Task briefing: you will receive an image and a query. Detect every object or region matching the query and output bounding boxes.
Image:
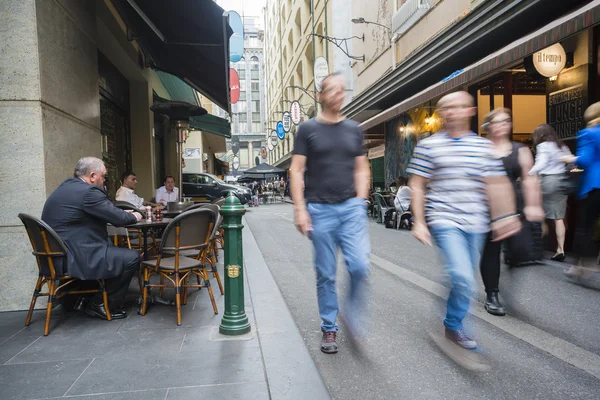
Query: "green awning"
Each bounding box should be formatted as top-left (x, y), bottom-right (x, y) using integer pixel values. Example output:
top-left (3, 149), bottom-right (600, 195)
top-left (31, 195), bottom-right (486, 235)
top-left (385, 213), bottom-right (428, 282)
top-left (190, 114), bottom-right (231, 138)
top-left (156, 71), bottom-right (199, 106)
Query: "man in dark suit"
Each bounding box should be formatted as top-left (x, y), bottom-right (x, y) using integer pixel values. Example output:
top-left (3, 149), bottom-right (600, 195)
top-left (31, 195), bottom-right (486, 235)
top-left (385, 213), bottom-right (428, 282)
top-left (42, 157), bottom-right (143, 320)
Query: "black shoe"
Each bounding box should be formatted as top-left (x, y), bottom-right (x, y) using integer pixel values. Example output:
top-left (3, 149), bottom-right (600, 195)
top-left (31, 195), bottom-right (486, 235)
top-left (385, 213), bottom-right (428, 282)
top-left (551, 253), bottom-right (566, 262)
top-left (484, 292), bottom-right (506, 316)
top-left (84, 302), bottom-right (127, 320)
top-left (73, 296), bottom-right (89, 312)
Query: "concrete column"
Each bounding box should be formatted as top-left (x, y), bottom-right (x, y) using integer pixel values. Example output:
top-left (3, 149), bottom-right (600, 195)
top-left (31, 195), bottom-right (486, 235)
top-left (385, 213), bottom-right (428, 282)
top-left (130, 81), bottom-right (155, 200)
top-left (0, 0), bottom-right (101, 311)
top-left (248, 141), bottom-right (254, 167)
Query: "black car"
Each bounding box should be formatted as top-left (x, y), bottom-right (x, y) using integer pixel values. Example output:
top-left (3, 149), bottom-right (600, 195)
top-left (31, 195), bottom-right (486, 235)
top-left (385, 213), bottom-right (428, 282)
top-left (182, 173), bottom-right (251, 204)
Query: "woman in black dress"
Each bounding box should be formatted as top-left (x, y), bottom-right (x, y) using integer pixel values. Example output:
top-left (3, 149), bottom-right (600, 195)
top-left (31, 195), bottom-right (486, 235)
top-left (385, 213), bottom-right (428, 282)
top-left (479, 109), bottom-right (544, 316)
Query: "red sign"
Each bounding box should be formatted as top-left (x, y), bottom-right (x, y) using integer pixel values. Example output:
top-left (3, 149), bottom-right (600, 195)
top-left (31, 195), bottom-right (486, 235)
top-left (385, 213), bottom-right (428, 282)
top-left (230, 68), bottom-right (240, 104)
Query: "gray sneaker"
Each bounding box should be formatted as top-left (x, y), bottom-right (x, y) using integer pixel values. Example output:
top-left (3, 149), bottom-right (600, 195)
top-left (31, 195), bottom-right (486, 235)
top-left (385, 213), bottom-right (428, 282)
top-left (445, 328), bottom-right (477, 349)
top-left (321, 331), bottom-right (338, 354)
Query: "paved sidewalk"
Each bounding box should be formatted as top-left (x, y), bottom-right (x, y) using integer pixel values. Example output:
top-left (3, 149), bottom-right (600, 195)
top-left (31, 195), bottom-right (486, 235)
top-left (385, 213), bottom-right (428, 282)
top-left (0, 216), bottom-right (329, 400)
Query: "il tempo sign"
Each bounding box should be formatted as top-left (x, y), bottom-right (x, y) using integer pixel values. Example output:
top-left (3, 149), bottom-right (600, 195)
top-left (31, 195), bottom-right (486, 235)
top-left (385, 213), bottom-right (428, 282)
top-left (533, 43), bottom-right (566, 78)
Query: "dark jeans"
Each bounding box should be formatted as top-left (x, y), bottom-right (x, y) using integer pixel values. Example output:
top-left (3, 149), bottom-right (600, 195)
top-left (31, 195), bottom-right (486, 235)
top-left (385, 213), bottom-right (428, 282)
top-left (574, 189), bottom-right (600, 258)
top-left (91, 250), bottom-right (141, 307)
top-left (480, 232), bottom-right (500, 294)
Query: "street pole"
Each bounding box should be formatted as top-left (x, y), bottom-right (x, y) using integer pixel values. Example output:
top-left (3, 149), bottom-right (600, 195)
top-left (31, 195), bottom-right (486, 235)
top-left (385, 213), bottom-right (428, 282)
top-left (219, 192), bottom-right (251, 335)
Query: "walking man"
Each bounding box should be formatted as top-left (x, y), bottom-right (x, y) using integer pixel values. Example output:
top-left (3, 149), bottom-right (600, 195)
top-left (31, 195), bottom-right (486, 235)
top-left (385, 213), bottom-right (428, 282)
top-left (408, 91), bottom-right (520, 350)
top-left (290, 73), bottom-right (371, 354)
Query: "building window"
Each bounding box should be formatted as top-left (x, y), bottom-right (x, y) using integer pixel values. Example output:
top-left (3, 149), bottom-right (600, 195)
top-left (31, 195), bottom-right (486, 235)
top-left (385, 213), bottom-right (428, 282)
top-left (237, 101), bottom-right (247, 113)
top-left (239, 91), bottom-right (246, 101)
top-left (251, 82), bottom-right (260, 92)
top-left (239, 121), bottom-right (248, 133)
top-left (252, 122), bottom-right (262, 133)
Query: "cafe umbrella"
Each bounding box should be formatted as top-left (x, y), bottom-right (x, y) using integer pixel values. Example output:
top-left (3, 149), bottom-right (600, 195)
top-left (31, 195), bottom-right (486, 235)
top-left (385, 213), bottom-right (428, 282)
top-left (238, 163), bottom-right (285, 179)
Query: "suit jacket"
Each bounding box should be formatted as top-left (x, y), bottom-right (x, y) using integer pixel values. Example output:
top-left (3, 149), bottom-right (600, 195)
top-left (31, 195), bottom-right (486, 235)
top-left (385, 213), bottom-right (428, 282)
top-left (576, 125), bottom-right (600, 198)
top-left (41, 177), bottom-right (138, 279)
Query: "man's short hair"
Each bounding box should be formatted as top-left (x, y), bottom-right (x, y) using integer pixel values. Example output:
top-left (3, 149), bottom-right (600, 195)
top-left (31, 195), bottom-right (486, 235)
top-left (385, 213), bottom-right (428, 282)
top-left (74, 157), bottom-right (104, 178)
top-left (164, 175), bottom-right (175, 182)
top-left (319, 72), bottom-right (344, 93)
top-left (122, 171), bottom-right (136, 182)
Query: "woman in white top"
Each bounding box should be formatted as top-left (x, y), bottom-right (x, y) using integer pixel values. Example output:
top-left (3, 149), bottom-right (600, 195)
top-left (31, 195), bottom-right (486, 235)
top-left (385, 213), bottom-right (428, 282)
top-left (529, 124), bottom-right (573, 261)
top-left (393, 176), bottom-right (411, 212)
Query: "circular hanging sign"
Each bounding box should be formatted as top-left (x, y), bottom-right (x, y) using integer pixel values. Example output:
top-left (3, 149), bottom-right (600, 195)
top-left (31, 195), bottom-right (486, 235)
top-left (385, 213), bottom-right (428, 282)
top-left (533, 43), bottom-right (566, 78)
top-left (282, 112), bottom-right (292, 133)
top-left (290, 101), bottom-right (302, 125)
top-left (267, 137), bottom-right (274, 151)
top-left (314, 56), bottom-right (329, 91)
top-left (229, 11), bottom-right (244, 63)
top-left (232, 156), bottom-right (240, 170)
top-left (261, 146), bottom-right (267, 159)
top-left (230, 68), bottom-right (240, 104)
top-left (270, 130), bottom-right (278, 146)
top-left (276, 121), bottom-right (285, 140)
top-left (231, 136), bottom-right (240, 154)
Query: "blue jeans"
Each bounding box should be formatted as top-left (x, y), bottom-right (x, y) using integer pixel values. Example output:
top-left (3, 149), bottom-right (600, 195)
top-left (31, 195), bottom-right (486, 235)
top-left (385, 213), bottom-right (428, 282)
top-left (307, 197), bottom-right (371, 333)
top-left (430, 226), bottom-right (487, 331)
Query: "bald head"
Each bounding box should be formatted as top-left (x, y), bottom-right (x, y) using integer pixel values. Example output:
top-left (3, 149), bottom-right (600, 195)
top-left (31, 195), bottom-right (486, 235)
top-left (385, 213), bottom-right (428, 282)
top-left (437, 91), bottom-right (474, 109)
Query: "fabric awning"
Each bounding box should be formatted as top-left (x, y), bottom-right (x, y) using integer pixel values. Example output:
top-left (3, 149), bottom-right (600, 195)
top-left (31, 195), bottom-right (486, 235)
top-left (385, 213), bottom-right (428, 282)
top-left (111, 0), bottom-right (233, 112)
top-left (359, 1), bottom-right (600, 132)
top-left (190, 114), bottom-right (231, 138)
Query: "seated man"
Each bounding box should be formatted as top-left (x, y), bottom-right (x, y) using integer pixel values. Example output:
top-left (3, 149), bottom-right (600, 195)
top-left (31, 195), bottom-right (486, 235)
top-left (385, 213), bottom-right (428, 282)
top-left (42, 157), bottom-right (143, 320)
top-left (155, 175), bottom-right (179, 206)
top-left (116, 171), bottom-right (159, 210)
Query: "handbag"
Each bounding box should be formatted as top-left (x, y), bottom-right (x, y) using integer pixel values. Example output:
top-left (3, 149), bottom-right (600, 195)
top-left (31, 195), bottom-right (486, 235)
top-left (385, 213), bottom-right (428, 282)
top-left (558, 169), bottom-right (582, 195)
top-left (504, 219), bottom-right (543, 266)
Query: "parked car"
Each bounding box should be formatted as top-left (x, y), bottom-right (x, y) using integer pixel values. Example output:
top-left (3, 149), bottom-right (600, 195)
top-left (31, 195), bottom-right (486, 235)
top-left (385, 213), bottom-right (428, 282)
top-left (182, 173), bottom-right (251, 204)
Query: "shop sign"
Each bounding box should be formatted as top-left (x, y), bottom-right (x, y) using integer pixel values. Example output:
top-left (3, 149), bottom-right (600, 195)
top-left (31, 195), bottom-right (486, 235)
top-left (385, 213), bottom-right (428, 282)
top-left (230, 68), bottom-right (240, 104)
top-left (270, 130), bottom-right (278, 146)
top-left (533, 43), bottom-right (566, 78)
top-left (276, 121), bottom-right (285, 140)
top-left (314, 57), bottom-right (329, 91)
top-left (261, 146), bottom-right (267, 159)
top-left (290, 101), bottom-right (302, 125)
top-left (267, 137), bottom-right (274, 151)
top-left (282, 112), bottom-right (292, 132)
top-left (368, 144), bottom-right (385, 160)
top-left (229, 11), bottom-right (244, 63)
top-left (232, 156), bottom-right (240, 170)
top-left (548, 84), bottom-right (584, 140)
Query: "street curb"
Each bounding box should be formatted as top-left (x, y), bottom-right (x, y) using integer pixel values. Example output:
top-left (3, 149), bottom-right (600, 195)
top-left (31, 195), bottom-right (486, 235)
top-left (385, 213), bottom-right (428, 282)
top-left (243, 217), bottom-right (331, 400)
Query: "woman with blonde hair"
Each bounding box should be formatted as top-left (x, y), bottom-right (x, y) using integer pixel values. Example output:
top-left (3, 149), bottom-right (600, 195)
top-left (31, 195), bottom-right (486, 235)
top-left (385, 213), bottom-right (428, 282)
top-left (479, 108), bottom-right (544, 316)
top-left (529, 124), bottom-right (573, 261)
top-left (563, 102), bottom-right (600, 280)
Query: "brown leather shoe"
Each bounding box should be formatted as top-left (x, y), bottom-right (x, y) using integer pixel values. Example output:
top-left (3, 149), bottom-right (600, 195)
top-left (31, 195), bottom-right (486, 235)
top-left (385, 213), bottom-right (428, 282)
top-left (321, 331), bottom-right (338, 354)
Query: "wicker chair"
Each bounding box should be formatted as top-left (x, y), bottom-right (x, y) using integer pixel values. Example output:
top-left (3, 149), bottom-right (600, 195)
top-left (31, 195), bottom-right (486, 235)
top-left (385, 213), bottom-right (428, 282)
top-left (140, 208), bottom-right (217, 325)
top-left (19, 214), bottom-right (112, 335)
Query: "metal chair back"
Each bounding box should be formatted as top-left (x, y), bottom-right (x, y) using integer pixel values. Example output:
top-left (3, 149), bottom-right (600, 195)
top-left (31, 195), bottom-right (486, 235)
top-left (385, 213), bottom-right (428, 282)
top-left (212, 197), bottom-right (226, 207)
top-left (114, 201), bottom-right (145, 217)
top-left (18, 213), bottom-right (69, 278)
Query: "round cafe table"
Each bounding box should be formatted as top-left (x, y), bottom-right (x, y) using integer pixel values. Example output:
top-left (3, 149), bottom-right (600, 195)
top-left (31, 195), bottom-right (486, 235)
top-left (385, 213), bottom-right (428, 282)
top-left (126, 217), bottom-right (173, 313)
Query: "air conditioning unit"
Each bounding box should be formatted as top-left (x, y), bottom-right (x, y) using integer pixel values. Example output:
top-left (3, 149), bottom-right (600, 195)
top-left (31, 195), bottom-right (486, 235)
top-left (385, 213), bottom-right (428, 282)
top-left (392, 0), bottom-right (433, 36)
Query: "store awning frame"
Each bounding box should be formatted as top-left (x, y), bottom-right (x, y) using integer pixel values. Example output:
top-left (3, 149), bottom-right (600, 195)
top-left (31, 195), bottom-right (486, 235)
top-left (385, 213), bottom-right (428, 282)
top-left (111, 0), bottom-right (233, 113)
top-left (360, 1), bottom-right (600, 132)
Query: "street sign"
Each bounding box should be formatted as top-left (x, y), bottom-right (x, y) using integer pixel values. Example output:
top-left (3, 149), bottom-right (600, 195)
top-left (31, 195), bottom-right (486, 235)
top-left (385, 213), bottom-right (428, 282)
top-left (270, 130), bottom-right (278, 146)
top-left (230, 68), bottom-right (240, 104)
top-left (261, 146), bottom-right (267, 159)
top-left (282, 112), bottom-right (292, 133)
top-left (231, 136), bottom-right (240, 154)
top-left (229, 11), bottom-right (244, 63)
top-left (267, 137), bottom-right (274, 151)
top-left (290, 101), bottom-right (302, 125)
top-left (314, 56), bottom-right (329, 91)
top-left (232, 156), bottom-right (240, 170)
top-left (276, 121), bottom-right (285, 140)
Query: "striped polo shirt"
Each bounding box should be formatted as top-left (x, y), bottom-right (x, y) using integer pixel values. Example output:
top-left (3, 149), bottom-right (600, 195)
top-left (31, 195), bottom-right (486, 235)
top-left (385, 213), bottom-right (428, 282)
top-left (407, 132), bottom-right (506, 233)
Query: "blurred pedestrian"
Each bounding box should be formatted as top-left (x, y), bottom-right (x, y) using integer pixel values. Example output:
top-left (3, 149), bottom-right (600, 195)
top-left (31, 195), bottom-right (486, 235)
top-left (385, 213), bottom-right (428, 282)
top-left (563, 102), bottom-right (600, 280)
top-left (529, 124), bottom-right (574, 261)
top-left (290, 72), bottom-right (371, 354)
top-left (478, 109), bottom-right (544, 316)
top-left (408, 92), bottom-right (520, 349)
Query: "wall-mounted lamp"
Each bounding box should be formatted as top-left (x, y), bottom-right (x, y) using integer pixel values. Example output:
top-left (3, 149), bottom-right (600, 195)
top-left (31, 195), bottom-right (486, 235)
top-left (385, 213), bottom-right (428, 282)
top-left (549, 75), bottom-right (558, 82)
top-left (425, 112), bottom-right (432, 125)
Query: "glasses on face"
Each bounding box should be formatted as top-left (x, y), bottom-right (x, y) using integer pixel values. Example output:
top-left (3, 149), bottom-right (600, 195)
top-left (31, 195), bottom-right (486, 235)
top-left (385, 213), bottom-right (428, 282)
top-left (490, 119), bottom-right (512, 125)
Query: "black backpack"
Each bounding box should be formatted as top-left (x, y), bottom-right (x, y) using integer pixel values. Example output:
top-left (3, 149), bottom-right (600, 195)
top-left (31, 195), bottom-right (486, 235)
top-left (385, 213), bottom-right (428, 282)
top-left (384, 209), bottom-right (395, 229)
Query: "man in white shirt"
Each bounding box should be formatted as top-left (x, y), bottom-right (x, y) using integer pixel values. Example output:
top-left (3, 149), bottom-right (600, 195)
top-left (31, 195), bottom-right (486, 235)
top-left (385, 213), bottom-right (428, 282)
top-left (115, 171), bottom-right (158, 210)
top-left (155, 176), bottom-right (179, 206)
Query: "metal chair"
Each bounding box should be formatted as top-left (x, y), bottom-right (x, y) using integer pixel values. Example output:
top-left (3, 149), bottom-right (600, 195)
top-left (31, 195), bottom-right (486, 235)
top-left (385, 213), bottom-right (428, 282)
top-left (140, 208), bottom-right (217, 325)
top-left (212, 197), bottom-right (226, 207)
top-left (18, 214), bottom-right (112, 335)
top-left (373, 193), bottom-right (392, 224)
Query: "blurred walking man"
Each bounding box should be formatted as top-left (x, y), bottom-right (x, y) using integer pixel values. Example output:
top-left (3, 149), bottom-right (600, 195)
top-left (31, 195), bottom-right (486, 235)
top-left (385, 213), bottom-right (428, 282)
top-left (408, 91), bottom-right (520, 350)
top-left (290, 73), bottom-right (371, 354)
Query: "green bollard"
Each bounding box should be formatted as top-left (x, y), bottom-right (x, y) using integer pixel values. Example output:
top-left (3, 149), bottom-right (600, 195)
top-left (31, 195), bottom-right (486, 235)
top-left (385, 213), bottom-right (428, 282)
top-left (219, 192), bottom-right (251, 335)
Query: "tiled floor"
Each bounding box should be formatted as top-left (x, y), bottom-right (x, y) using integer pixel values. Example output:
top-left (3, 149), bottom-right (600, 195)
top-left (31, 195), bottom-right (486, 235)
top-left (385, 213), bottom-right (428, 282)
top-left (0, 262), bottom-right (268, 400)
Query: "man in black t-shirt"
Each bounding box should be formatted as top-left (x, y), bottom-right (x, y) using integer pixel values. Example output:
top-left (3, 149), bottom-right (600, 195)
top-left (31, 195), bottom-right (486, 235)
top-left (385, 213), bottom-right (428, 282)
top-left (290, 73), bottom-right (371, 354)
